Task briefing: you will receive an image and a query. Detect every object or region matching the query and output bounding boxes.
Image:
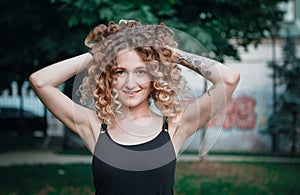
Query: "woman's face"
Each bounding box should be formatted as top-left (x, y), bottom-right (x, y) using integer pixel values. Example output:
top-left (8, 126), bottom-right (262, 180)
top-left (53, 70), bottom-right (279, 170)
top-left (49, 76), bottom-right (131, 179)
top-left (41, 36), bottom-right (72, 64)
top-left (115, 49), bottom-right (152, 109)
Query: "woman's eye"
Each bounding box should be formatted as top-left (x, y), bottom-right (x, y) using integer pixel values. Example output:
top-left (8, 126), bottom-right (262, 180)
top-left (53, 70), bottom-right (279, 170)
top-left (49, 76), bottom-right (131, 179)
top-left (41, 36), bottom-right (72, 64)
top-left (116, 70), bottom-right (125, 76)
top-left (136, 70), bottom-right (146, 75)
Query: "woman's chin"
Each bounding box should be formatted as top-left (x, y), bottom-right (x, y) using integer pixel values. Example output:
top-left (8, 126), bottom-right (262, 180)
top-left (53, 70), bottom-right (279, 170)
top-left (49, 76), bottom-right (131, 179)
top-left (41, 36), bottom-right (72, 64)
top-left (120, 98), bottom-right (149, 109)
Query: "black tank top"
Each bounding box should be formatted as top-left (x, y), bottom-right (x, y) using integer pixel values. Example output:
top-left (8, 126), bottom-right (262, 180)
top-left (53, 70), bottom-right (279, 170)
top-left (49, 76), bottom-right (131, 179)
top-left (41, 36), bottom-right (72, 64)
top-left (92, 118), bottom-right (177, 195)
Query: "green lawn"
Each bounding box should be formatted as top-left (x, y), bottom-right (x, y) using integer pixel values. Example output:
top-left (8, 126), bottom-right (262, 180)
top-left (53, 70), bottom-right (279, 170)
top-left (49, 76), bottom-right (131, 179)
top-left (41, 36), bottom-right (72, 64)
top-left (0, 161), bottom-right (300, 195)
top-left (175, 161), bottom-right (300, 195)
top-left (0, 135), bottom-right (299, 194)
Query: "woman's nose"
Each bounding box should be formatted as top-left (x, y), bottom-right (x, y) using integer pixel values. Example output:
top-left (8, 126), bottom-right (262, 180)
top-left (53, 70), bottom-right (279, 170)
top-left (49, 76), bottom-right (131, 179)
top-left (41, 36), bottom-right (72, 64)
top-left (125, 74), bottom-right (136, 89)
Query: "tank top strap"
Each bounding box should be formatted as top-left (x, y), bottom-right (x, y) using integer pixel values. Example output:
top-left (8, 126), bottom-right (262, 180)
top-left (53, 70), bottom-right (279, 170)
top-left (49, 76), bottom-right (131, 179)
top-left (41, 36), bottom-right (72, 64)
top-left (162, 116), bottom-right (169, 132)
top-left (100, 123), bottom-right (107, 134)
top-left (100, 117), bottom-right (168, 133)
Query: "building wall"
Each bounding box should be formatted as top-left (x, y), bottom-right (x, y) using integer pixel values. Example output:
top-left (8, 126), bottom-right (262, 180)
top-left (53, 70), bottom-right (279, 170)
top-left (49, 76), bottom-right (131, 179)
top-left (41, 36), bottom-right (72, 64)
top-left (185, 39), bottom-right (300, 153)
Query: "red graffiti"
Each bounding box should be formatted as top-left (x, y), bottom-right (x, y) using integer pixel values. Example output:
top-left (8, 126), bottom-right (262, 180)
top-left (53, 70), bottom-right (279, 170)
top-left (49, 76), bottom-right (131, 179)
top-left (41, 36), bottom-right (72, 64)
top-left (208, 96), bottom-right (256, 130)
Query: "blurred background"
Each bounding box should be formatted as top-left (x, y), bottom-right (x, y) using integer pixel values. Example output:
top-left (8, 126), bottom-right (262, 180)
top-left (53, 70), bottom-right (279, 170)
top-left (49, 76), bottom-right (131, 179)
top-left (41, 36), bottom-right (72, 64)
top-left (1, 0), bottom-right (299, 155)
top-left (0, 0), bottom-right (300, 194)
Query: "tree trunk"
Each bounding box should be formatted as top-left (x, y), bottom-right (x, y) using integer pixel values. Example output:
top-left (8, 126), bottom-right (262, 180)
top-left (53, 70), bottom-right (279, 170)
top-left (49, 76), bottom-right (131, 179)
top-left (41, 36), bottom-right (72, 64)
top-left (291, 112), bottom-right (297, 155)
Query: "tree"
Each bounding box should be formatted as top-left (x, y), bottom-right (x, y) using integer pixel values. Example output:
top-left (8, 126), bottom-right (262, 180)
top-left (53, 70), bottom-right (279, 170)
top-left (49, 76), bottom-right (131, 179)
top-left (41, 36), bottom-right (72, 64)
top-left (51, 0), bottom-right (287, 61)
top-left (175, 0), bottom-right (287, 61)
top-left (267, 36), bottom-right (300, 154)
top-left (0, 0), bottom-right (88, 92)
top-left (1, 0), bottom-right (286, 91)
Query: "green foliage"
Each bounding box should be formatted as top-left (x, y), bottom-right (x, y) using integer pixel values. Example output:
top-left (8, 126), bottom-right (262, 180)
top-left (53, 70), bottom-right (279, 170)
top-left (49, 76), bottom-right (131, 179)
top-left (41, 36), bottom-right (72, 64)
top-left (266, 36), bottom-right (300, 154)
top-left (51, 0), bottom-right (287, 61)
top-left (0, 0), bottom-right (287, 91)
top-left (0, 0), bottom-right (88, 91)
top-left (174, 0), bottom-right (287, 61)
top-left (268, 37), bottom-right (300, 134)
top-left (50, 0), bottom-right (180, 26)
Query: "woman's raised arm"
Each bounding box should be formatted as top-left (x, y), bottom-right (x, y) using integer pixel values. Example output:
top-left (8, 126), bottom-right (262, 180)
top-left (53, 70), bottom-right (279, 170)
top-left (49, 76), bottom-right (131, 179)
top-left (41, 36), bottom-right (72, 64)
top-left (29, 53), bottom-right (99, 142)
top-left (171, 48), bottom-right (240, 138)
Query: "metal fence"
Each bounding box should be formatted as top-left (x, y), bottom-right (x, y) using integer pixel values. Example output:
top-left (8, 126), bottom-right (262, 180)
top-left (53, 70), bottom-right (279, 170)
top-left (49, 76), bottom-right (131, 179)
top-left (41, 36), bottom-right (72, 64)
top-left (0, 81), bottom-right (64, 138)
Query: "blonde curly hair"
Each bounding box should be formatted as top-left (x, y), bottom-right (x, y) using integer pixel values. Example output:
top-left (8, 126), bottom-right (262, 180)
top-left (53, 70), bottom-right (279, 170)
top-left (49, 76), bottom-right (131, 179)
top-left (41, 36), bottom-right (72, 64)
top-left (77, 20), bottom-right (193, 125)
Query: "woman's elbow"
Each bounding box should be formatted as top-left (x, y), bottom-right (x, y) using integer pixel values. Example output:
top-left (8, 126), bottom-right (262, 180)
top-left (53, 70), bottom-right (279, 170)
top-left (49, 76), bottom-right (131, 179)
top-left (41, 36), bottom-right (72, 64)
top-left (226, 70), bottom-right (240, 86)
top-left (29, 72), bottom-right (44, 89)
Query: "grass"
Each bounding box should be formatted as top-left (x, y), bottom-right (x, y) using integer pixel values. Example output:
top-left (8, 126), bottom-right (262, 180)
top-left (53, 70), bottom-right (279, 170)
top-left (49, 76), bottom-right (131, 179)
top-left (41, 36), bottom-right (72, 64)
top-left (0, 161), bottom-right (300, 195)
top-left (0, 164), bottom-right (94, 195)
top-left (175, 161), bottom-right (300, 195)
top-left (1, 135), bottom-right (300, 194)
top-left (182, 150), bottom-right (300, 157)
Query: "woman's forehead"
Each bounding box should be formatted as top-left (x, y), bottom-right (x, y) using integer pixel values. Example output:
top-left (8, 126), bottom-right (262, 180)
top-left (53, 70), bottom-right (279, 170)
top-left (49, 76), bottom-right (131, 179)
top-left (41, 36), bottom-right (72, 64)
top-left (116, 49), bottom-right (144, 68)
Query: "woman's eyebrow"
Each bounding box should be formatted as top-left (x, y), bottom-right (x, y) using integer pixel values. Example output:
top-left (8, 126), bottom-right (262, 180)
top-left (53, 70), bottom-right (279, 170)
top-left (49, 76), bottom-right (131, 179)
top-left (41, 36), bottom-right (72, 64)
top-left (135, 65), bottom-right (147, 70)
top-left (136, 63), bottom-right (147, 68)
top-left (117, 63), bottom-right (147, 70)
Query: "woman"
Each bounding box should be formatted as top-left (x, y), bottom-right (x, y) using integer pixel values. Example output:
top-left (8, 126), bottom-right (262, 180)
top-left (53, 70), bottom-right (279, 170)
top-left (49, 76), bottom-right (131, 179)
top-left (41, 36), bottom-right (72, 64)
top-left (30, 20), bottom-right (240, 194)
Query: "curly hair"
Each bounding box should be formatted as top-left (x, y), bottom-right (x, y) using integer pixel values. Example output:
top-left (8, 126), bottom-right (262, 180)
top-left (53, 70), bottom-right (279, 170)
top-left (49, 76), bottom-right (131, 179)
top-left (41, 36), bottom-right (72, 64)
top-left (77, 20), bottom-right (194, 125)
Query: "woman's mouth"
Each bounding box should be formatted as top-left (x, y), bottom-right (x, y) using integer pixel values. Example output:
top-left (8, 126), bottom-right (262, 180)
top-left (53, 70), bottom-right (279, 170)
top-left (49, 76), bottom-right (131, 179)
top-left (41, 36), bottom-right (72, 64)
top-left (123, 90), bottom-right (141, 97)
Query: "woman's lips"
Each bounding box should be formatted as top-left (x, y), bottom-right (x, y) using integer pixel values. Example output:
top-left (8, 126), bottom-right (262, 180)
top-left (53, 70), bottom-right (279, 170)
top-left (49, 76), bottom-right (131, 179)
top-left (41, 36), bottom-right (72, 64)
top-left (123, 90), bottom-right (141, 97)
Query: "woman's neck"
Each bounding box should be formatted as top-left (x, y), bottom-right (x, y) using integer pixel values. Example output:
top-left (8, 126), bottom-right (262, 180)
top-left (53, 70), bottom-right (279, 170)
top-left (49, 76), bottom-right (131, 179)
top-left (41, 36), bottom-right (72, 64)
top-left (112, 104), bottom-right (162, 137)
top-left (121, 102), bottom-right (152, 121)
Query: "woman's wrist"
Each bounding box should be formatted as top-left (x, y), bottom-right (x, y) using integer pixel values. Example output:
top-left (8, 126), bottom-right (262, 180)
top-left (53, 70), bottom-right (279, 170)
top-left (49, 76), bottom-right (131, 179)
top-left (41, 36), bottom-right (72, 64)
top-left (168, 47), bottom-right (209, 76)
top-left (88, 51), bottom-right (94, 57)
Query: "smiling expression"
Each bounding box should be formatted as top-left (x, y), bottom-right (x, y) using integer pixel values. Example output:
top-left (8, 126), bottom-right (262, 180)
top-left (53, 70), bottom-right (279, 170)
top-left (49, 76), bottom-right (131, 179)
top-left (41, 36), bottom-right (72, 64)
top-left (115, 50), bottom-right (152, 109)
